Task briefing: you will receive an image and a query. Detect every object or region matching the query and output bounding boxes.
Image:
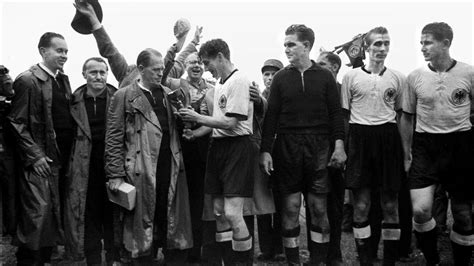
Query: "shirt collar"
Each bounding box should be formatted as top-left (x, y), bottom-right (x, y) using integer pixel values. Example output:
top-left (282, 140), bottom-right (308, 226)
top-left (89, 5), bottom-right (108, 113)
top-left (219, 69), bottom-right (238, 85)
top-left (361, 65), bottom-right (387, 76)
top-left (137, 80), bottom-right (151, 92)
top-left (39, 62), bottom-right (59, 78)
top-left (428, 59), bottom-right (457, 73)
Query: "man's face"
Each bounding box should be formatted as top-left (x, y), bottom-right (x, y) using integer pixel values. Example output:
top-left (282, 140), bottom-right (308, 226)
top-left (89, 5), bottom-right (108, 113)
top-left (366, 33), bottom-right (390, 63)
top-left (201, 55), bottom-right (219, 79)
top-left (41, 37), bottom-right (68, 72)
top-left (262, 68), bottom-right (278, 89)
top-left (83, 60), bottom-right (108, 92)
top-left (420, 33), bottom-right (447, 62)
top-left (284, 34), bottom-right (309, 65)
top-left (316, 54), bottom-right (338, 78)
top-left (139, 54), bottom-right (164, 89)
top-left (185, 53), bottom-right (204, 81)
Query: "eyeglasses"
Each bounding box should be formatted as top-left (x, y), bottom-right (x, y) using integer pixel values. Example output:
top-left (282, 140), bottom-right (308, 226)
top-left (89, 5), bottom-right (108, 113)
top-left (186, 60), bottom-right (203, 65)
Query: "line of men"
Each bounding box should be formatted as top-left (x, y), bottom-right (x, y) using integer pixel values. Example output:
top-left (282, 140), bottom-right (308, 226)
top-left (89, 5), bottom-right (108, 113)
top-left (1, 1), bottom-right (473, 265)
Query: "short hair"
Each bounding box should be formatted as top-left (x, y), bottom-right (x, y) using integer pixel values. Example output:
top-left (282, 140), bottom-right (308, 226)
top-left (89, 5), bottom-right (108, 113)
top-left (82, 57), bottom-right (108, 72)
top-left (319, 51), bottom-right (342, 73)
top-left (198, 39), bottom-right (230, 60)
top-left (422, 22), bottom-right (453, 44)
top-left (136, 48), bottom-right (162, 67)
top-left (285, 24), bottom-right (315, 49)
top-left (364, 26), bottom-right (389, 46)
top-left (38, 32), bottom-right (65, 49)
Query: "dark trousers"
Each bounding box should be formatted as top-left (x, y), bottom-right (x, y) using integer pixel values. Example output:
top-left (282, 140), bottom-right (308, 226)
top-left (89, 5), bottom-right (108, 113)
top-left (305, 167), bottom-right (344, 263)
top-left (84, 153), bottom-right (116, 264)
top-left (131, 243), bottom-right (188, 265)
top-left (0, 148), bottom-right (17, 235)
top-left (154, 133), bottom-right (172, 248)
top-left (257, 189), bottom-right (283, 256)
top-left (16, 246), bottom-right (53, 266)
top-left (182, 139), bottom-right (207, 261)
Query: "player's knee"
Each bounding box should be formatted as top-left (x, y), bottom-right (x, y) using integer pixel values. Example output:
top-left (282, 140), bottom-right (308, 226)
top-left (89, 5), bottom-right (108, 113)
top-left (285, 196), bottom-right (301, 210)
top-left (223, 207), bottom-right (242, 223)
top-left (382, 200), bottom-right (398, 217)
top-left (452, 213), bottom-right (472, 231)
top-left (412, 204), bottom-right (431, 222)
top-left (282, 207), bottom-right (300, 221)
top-left (354, 201), bottom-right (370, 217)
top-left (310, 203), bottom-right (327, 219)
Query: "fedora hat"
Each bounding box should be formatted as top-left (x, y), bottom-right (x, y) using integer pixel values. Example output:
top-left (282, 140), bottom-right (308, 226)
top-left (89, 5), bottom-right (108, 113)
top-left (71, 0), bottom-right (103, 35)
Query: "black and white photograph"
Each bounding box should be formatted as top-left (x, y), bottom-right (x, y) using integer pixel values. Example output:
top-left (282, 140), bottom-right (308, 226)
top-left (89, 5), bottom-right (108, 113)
top-left (0, 0), bottom-right (473, 265)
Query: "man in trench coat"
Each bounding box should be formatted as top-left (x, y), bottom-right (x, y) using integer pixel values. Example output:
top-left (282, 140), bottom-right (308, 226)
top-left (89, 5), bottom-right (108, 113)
top-left (72, 2), bottom-right (193, 264)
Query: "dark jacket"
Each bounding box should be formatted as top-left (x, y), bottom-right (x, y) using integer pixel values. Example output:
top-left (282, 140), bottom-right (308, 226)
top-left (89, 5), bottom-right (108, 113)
top-left (105, 81), bottom-right (192, 257)
top-left (7, 64), bottom-right (72, 249)
top-left (261, 61), bottom-right (345, 153)
top-left (63, 84), bottom-right (117, 259)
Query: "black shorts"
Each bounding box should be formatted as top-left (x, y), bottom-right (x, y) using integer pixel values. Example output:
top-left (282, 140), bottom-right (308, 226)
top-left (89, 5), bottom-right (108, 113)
top-left (345, 123), bottom-right (403, 192)
top-left (273, 134), bottom-right (330, 195)
top-left (205, 135), bottom-right (254, 197)
top-left (408, 130), bottom-right (474, 200)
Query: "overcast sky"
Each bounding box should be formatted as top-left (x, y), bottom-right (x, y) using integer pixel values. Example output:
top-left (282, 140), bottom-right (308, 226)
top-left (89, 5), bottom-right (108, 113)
top-left (1, 0), bottom-right (472, 90)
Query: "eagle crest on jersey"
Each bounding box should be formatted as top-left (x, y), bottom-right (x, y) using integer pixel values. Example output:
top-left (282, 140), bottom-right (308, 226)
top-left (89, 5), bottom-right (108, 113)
top-left (451, 88), bottom-right (469, 105)
top-left (218, 94), bottom-right (227, 109)
top-left (383, 87), bottom-right (397, 103)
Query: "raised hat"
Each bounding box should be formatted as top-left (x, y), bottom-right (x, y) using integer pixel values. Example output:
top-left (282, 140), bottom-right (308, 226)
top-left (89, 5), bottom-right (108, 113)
top-left (261, 59), bottom-right (284, 73)
top-left (71, 0), bottom-right (103, 35)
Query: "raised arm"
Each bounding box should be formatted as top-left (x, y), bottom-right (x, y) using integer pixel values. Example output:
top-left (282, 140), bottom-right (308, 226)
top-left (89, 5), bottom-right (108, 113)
top-left (164, 26), bottom-right (202, 80)
top-left (74, 0), bottom-right (131, 85)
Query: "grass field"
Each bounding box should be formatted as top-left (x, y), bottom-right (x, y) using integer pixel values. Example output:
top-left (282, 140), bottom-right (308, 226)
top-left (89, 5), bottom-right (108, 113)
top-left (0, 207), bottom-right (463, 265)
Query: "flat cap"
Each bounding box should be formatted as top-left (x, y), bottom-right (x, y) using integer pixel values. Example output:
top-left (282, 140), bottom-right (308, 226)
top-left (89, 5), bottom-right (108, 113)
top-left (261, 59), bottom-right (284, 73)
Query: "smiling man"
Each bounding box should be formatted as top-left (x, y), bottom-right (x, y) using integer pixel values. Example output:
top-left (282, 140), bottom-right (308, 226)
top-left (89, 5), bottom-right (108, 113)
top-left (341, 26), bottom-right (407, 266)
top-left (8, 32), bottom-right (75, 264)
top-left (163, 50), bottom-right (215, 263)
top-left (401, 22), bottom-right (474, 265)
top-left (63, 57), bottom-right (119, 265)
top-left (260, 24), bottom-right (346, 265)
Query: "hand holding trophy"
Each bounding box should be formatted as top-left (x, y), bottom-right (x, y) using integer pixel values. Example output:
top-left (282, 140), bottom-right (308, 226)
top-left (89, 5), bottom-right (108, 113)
top-left (167, 89), bottom-right (194, 129)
